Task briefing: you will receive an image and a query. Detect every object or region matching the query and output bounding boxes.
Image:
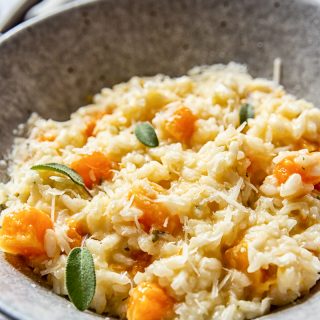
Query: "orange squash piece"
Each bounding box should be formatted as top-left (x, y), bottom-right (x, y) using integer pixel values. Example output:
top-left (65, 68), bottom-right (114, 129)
top-left (131, 187), bottom-right (182, 235)
top-left (224, 241), bottom-right (250, 272)
top-left (38, 133), bottom-right (56, 142)
top-left (70, 152), bottom-right (114, 189)
top-left (109, 250), bottom-right (152, 276)
top-left (84, 111), bottom-right (109, 138)
top-left (85, 119), bottom-right (97, 138)
top-left (224, 241), bottom-right (277, 296)
top-left (67, 220), bottom-right (87, 248)
top-left (127, 282), bottom-right (174, 320)
top-left (273, 156), bottom-right (320, 185)
top-left (273, 157), bottom-right (305, 184)
top-left (0, 208), bottom-right (53, 257)
top-left (130, 251), bottom-right (153, 276)
top-left (165, 107), bottom-right (197, 143)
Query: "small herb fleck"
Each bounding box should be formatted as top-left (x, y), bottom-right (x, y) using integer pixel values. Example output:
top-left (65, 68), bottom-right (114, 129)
top-left (152, 230), bottom-right (165, 242)
top-left (316, 196), bottom-right (320, 200)
top-left (0, 204), bottom-right (7, 213)
top-left (135, 123), bottom-right (159, 147)
top-left (239, 104), bottom-right (255, 125)
top-left (124, 247), bottom-right (130, 251)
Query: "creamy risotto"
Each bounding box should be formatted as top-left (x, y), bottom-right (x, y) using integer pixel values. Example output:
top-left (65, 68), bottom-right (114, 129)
top-left (1, 63), bottom-right (320, 320)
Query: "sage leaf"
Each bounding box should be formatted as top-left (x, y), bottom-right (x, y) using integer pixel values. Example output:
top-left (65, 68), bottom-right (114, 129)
top-left (31, 163), bottom-right (91, 197)
top-left (66, 247), bottom-right (96, 311)
top-left (239, 104), bottom-right (254, 125)
top-left (135, 123), bottom-right (159, 147)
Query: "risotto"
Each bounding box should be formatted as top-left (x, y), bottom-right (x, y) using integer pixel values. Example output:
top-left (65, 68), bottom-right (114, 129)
top-left (1, 63), bottom-right (320, 320)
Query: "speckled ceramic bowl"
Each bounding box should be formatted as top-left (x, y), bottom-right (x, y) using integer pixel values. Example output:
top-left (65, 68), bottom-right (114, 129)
top-left (1, 0), bottom-right (320, 319)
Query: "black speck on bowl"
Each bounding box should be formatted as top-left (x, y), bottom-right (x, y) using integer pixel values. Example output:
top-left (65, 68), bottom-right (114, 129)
top-left (0, 0), bottom-right (320, 319)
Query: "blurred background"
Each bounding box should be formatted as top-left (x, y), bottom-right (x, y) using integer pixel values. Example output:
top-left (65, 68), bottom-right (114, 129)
top-left (0, 0), bottom-right (75, 33)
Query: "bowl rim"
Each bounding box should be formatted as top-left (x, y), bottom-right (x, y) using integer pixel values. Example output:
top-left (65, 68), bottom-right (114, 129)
top-left (1, 0), bottom-right (320, 319)
top-left (0, 0), bottom-right (101, 46)
top-left (0, 2), bottom-right (101, 318)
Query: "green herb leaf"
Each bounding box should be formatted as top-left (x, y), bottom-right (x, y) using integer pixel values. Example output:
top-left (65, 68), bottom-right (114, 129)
top-left (31, 163), bottom-right (91, 197)
top-left (0, 203), bottom-right (7, 213)
top-left (135, 123), bottom-right (159, 147)
top-left (152, 230), bottom-right (165, 242)
top-left (239, 104), bottom-right (255, 125)
top-left (66, 247), bottom-right (96, 311)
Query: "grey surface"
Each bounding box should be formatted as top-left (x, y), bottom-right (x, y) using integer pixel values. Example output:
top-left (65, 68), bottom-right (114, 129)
top-left (0, 253), bottom-right (104, 320)
top-left (0, 0), bottom-right (320, 319)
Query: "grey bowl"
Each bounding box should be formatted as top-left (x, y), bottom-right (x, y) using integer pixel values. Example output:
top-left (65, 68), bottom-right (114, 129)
top-left (1, 0), bottom-right (320, 319)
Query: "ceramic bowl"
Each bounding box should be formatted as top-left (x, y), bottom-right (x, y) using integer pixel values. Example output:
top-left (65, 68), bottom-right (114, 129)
top-left (1, 0), bottom-right (320, 319)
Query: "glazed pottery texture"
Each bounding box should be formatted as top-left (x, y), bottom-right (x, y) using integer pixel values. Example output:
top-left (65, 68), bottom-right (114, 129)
top-left (0, 0), bottom-right (320, 319)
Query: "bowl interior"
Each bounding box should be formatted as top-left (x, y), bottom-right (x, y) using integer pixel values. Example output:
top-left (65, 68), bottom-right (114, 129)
top-left (1, 0), bottom-right (320, 319)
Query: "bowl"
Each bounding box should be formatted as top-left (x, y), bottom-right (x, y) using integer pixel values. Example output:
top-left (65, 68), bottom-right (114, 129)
top-left (1, 0), bottom-right (320, 319)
